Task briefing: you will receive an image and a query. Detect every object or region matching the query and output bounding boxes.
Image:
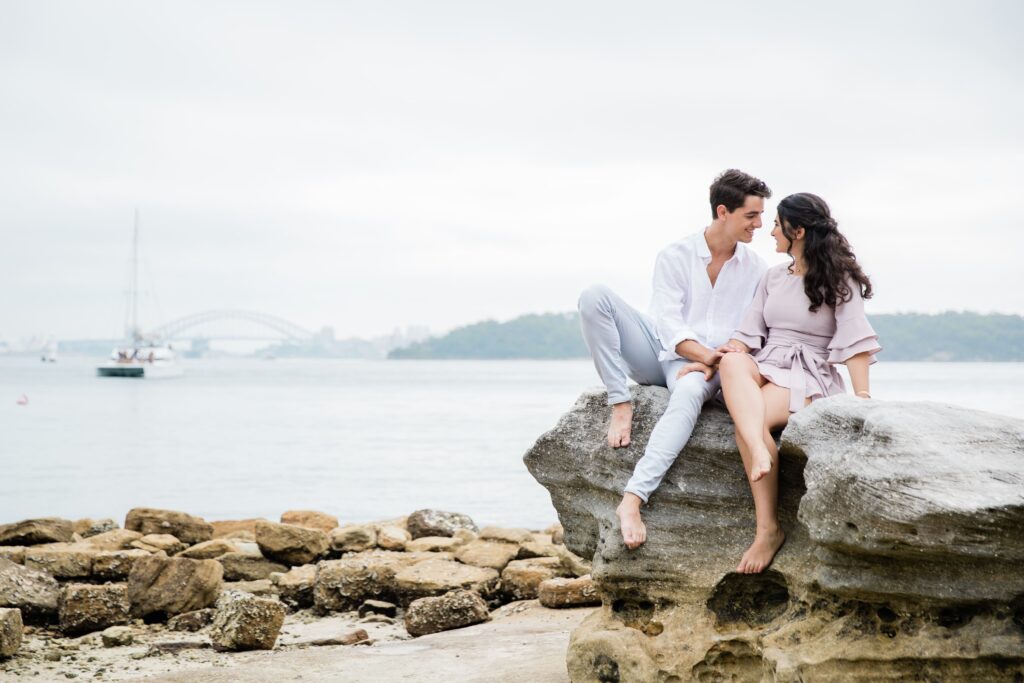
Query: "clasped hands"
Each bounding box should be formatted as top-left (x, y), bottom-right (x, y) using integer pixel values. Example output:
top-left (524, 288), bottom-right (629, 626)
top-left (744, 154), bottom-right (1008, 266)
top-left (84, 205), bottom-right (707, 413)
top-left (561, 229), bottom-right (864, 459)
top-left (676, 342), bottom-right (746, 381)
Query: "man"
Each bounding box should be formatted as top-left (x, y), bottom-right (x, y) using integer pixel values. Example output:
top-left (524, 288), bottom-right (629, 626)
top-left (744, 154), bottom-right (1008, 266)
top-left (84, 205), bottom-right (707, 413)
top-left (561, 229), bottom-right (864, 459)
top-left (578, 169), bottom-right (770, 549)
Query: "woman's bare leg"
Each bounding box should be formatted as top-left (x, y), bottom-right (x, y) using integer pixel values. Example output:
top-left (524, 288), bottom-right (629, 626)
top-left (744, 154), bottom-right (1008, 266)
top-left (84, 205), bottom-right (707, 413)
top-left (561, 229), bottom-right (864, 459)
top-left (735, 383), bottom-right (807, 573)
top-left (719, 354), bottom-right (773, 481)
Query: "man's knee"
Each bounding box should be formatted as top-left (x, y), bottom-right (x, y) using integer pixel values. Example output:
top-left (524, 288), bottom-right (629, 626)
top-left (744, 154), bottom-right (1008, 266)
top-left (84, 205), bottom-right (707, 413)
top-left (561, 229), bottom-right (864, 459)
top-left (667, 374), bottom-right (710, 411)
top-left (578, 284), bottom-right (614, 317)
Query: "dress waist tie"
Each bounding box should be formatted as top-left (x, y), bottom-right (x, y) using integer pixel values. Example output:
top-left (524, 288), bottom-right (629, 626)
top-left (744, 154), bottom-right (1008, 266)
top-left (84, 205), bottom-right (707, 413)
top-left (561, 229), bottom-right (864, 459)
top-left (774, 340), bottom-right (831, 413)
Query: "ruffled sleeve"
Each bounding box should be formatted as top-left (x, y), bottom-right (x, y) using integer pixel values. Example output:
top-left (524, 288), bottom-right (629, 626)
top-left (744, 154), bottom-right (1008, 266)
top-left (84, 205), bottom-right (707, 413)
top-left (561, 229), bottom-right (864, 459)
top-left (731, 271), bottom-right (769, 352)
top-left (828, 281), bottom-right (881, 364)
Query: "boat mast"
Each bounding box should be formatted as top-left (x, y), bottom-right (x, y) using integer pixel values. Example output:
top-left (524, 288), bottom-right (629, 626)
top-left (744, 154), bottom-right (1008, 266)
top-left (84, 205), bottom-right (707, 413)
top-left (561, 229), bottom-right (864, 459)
top-left (129, 210), bottom-right (140, 343)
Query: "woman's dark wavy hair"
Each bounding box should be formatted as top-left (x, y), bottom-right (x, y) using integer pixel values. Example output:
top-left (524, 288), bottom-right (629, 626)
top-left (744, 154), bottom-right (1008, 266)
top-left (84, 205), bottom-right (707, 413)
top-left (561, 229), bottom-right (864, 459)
top-left (777, 193), bottom-right (872, 312)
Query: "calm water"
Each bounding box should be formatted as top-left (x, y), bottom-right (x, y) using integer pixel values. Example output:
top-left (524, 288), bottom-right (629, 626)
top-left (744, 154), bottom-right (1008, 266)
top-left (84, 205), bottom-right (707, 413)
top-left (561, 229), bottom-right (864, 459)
top-left (1, 357), bottom-right (1022, 530)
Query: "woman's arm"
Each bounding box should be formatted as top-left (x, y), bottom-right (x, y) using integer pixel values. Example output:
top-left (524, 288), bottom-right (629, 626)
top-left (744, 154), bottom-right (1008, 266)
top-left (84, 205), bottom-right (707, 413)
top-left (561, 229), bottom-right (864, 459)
top-left (845, 351), bottom-right (872, 398)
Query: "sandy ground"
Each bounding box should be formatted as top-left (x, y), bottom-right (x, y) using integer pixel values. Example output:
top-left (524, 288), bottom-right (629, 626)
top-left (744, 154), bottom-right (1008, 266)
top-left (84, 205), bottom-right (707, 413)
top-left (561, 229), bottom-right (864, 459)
top-left (0, 601), bottom-right (593, 682)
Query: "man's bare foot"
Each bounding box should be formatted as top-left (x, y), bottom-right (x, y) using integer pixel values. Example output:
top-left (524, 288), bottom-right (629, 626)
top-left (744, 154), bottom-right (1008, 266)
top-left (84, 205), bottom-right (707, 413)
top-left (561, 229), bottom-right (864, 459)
top-left (616, 494), bottom-right (646, 549)
top-left (750, 444), bottom-right (773, 482)
top-left (736, 526), bottom-right (785, 573)
top-left (608, 402), bottom-right (633, 448)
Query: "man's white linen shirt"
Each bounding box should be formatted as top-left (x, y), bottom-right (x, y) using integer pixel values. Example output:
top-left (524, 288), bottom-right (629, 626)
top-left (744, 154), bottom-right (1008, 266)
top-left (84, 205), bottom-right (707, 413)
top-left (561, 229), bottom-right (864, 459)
top-left (649, 231), bottom-right (768, 361)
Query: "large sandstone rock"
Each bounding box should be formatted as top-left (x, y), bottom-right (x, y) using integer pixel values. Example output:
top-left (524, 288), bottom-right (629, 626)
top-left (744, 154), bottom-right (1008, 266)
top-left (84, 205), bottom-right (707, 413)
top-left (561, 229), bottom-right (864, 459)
top-left (218, 552), bottom-right (289, 581)
top-left (313, 553), bottom-right (407, 612)
top-left (124, 508), bottom-right (213, 545)
top-left (0, 558), bottom-right (60, 624)
top-left (275, 564), bottom-right (317, 608)
top-left (404, 589), bottom-right (490, 637)
top-left (0, 518), bottom-right (73, 546)
top-left (209, 590), bottom-right (286, 651)
top-left (538, 575), bottom-right (601, 608)
top-left (500, 557), bottom-right (573, 601)
top-left (58, 583), bottom-right (131, 635)
top-left (454, 540), bottom-right (520, 571)
top-left (524, 387), bottom-right (1024, 682)
top-left (81, 529), bottom-right (143, 551)
top-left (210, 519), bottom-right (266, 541)
top-left (127, 554), bottom-right (223, 619)
top-left (393, 558), bottom-right (499, 606)
top-left (280, 510), bottom-right (338, 532)
top-left (0, 608), bottom-right (22, 657)
top-left (92, 549), bottom-right (151, 581)
top-left (131, 534), bottom-right (187, 555)
top-left (254, 521), bottom-right (328, 566)
top-left (24, 544), bottom-right (94, 578)
top-left (176, 539), bottom-right (239, 560)
top-left (406, 509), bottom-right (478, 539)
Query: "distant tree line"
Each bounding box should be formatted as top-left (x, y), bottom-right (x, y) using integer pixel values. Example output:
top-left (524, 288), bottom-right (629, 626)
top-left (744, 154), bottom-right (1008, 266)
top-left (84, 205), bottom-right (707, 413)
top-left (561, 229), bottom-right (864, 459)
top-left (388, 311), bottom-right (1024, 362)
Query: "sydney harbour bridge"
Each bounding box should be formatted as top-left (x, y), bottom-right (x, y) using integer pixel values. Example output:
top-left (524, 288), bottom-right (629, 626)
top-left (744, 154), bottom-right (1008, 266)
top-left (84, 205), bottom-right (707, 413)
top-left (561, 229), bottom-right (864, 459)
top-left (139, 310), bottom-right (335, 356)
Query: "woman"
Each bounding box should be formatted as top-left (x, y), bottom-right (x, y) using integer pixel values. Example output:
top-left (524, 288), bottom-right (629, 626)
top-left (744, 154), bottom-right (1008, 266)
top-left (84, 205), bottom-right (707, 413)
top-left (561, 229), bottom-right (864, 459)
top-left (683, 192), bottom-right (880, 574)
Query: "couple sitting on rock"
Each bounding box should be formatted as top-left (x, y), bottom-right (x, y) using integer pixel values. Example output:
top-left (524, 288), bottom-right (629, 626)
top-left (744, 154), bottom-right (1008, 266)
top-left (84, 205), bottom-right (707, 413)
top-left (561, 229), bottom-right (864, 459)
top-left (579, 169), bottom-right (880, 574)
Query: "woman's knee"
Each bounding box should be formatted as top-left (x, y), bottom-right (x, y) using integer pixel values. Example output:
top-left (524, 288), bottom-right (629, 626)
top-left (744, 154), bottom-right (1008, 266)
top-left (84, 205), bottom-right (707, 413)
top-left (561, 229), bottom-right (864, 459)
top-left (719, 352), bottom-right (755, 377)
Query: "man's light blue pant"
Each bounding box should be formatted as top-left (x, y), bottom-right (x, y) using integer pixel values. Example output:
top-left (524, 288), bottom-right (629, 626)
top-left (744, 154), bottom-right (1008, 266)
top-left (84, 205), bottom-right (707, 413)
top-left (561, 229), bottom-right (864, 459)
top-left (578, 284), bottom-right (721, 503)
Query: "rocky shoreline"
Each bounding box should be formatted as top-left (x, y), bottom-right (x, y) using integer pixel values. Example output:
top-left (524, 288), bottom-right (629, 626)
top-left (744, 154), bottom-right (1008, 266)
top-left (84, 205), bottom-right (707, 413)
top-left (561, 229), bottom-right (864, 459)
top-left (0, 508), bottom-right (597, 680)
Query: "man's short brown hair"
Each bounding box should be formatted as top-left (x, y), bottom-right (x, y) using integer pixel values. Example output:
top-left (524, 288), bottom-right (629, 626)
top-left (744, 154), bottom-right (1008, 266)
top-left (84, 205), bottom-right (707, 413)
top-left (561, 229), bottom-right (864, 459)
top-left (709, 169), bottom-right (771, 218)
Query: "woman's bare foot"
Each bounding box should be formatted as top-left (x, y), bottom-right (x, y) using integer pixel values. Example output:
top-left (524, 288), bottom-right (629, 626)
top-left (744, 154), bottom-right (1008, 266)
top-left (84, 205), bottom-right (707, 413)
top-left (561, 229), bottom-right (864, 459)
top-left (736, 526), bottom-right (785, 573)
top-left (616, 494), bottom-right (646, 549)
top-left (607, 402), bottom-right (633, 448)
top-left (749, 444), bottom-right (773, 482)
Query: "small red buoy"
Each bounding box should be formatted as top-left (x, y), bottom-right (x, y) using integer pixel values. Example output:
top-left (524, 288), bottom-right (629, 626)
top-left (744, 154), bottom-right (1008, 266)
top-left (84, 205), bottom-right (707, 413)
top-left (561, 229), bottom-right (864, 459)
top-left (16, 394), bottom-right (28, 405)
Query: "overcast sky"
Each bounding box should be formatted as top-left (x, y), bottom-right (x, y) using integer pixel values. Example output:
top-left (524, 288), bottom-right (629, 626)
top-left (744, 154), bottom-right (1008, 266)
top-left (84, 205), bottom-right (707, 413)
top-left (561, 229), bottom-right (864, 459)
top-left (2, 1), bottom-right (1022, 341)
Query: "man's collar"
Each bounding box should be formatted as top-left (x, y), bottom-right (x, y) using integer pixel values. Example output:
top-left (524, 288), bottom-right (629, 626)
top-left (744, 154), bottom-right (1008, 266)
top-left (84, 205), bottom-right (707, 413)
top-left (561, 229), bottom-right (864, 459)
top-left (699, 230), bottom-right (746, 263)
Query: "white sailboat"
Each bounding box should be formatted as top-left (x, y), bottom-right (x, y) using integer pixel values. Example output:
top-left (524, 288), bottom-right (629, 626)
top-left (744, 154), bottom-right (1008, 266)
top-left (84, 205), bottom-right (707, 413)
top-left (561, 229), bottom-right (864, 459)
top-left (96, 213), bottom-right (183, 379)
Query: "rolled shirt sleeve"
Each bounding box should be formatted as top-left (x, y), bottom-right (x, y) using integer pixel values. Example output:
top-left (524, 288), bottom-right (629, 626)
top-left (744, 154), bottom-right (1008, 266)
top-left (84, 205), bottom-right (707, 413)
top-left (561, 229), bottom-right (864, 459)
top-left (651, 251), bottom-right (699, 361)
top-left (731, 271), bottom-right (770, 352)
top-left (828, 282), bottom-right (882, 364)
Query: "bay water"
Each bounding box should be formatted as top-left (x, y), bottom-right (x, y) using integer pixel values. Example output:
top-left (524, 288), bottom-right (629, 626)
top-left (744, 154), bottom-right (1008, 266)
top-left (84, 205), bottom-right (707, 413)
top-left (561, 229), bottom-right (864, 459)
top-left (1, 356), bottom-right (1021, 530)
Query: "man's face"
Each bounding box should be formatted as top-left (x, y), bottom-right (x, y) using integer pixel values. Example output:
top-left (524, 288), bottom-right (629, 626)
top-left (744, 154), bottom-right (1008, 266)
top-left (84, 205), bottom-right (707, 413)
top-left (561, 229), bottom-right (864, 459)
top-left (720, 195), bottom-right (765, 243)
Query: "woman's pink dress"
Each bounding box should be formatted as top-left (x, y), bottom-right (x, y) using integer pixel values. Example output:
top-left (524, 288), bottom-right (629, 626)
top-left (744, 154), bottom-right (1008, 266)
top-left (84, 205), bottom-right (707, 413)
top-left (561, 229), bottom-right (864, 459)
top-left (732, 263), bottom-right (881, 412)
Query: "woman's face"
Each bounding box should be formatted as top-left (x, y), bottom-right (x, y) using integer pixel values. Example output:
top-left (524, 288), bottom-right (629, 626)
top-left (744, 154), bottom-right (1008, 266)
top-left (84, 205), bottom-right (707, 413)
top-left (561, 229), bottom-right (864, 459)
top-left (771, 214), bottom-right (804, 253)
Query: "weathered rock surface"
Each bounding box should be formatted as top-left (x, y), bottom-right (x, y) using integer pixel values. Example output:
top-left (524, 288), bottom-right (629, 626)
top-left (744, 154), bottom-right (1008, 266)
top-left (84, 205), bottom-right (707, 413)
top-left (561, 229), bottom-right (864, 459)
top-left (58, 583), bottom-right (131, 635)
top-left (313, 553), bottom-right (407, 612)
top-left (501, 557), bottom-right (573, 601)
top-left (406, 509), bottom-right (478, 539)
top-left (127, 554), bottom-right (223, 619)
top-left (209, 590), bottom-right (286, 651)
top-left (100, 624), bottom-right (134, 646)
top-left (280, 510), bottom-right (339, 532)
top-left (454, 539), bottom-right (520, 571)
top-left (224, 578), bottom-right (276, 597)
top-left (92, 549), bottom-right (151, 580)
top-left (404, 589), bottom-right (490, 637)
top-left (254, 521), bottom-right (329, 566)
top-left (218, 552), bottom-right (289, 581)
top-left (73, 518), bottom-right (119, 538)
top-left (80, 528), bottom-right (143, 551)
top-left (176, 538), bottom-right (239, 560)
top-left (479, 527), bottom-right (535, 544)
top-left (124, 508), bottom-right (213, 545)
top-left (275, 564), bottom-right (317, 608)
top-left (0, 558), bottom-right (60, 624)
top-left (167, 608), bottom-right (216, 632)
top-left (131, 533), bottom-right (187, 555)
top-left (0, 518), bottom-right (74, 546)
top-left (375, 525), bottom-right (410, 551)
top-left (24, 544), bottom-right (94, 578)
top-left (210, 518), bottom-right (265, 541)
top-left (404, 536), bottom-right (463, 553)
top-left (0, 547), bottom-right (25, 564)
top-left (0, 607), bottom-right (22, 657)
top-left (524, 387), bottom-right (1024, 682)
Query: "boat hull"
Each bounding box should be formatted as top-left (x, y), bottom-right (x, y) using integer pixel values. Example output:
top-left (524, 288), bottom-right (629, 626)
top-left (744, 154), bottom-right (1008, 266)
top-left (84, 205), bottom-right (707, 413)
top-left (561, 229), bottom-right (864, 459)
top-left (96, 363), bottom-right (182, 378)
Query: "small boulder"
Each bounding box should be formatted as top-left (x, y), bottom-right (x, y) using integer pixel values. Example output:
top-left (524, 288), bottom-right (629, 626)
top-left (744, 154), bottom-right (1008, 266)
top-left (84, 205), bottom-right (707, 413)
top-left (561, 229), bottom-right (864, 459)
top-left (538, 575), bottom-right (601, 608)
top-left (24, 544), bottom-right (94, 578)
top-left (404, 590), bottom-right (490, 637)
top-left (407, 510), bottom-right (478, 539)
top-left (454, 540), bottom-right (520, 571)
top-left (124, 508), bottom-right (213, 546)
top-left (209, 519), bottom-right (265, 541)
top-left (0, 607), bottom-right (22, 657)
top-left (209, 590), bottom-right (286, 651)
top-left (313, 554), bottom-right (405, 612)
top-left (405, 536), bottom-right (464, 553)
top-left (358, 599), bottom-right (397, 618)
top-left (127, 554), bottom-right (223, 619)
top-left (501, 557), bottom-right (573, 601)
top-left (131, 534), bottom-right (186, 555)
top-left (81, 529), bottom-right (143, 551)
top-left (167, 608), bottom-right (216, 632)
top-left (310, 628), bottom-right (368, 646)
top-left (176, 539), bottom-right (239, 560)
top-left (217, 553), bottom-right (289, 581)
top-left (276, 564), bottom-right (317, 608)
top-left (91, 549), bottom-right (151, 581)
top-left (394, 559), bottom-right (499, 606)
top-left (100, 625), bottom-right (134, 647)
top-left (375, 525), bottom-right (410, 551)
top-left (280, 510), bottom-right (339, 532)
top-left (58, 583), bottom-right (131, 636)
top-left (73, 519), bottom-right (119, 538)
top-left (0, 518), bottom-right (73, 546)
top-left (478, 527), bottom-right (534, 544)
top-left (255, 521), bottom-right (329, 566)
top-left (0, 558), bottom-right (60, 624)
top-left (329, 524), bottom-right (377, 553)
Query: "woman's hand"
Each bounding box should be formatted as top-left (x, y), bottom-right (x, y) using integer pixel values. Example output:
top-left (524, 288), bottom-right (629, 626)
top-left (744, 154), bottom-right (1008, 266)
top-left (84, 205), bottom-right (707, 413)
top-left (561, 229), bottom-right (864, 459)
top-left (677, 362), bottom-right (717, 382)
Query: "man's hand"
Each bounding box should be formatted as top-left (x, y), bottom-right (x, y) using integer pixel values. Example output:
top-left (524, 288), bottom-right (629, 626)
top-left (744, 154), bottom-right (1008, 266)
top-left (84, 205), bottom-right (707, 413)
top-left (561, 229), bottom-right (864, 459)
top-left (717, 340), bottom-right (749, 355)
top-left (677, 362), bottom-right (717, 382)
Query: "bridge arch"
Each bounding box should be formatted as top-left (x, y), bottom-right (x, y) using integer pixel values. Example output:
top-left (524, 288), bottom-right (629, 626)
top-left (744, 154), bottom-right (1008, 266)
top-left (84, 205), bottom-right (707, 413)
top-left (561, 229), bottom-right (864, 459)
top-left (148, 310), bottom-right (314, 341)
